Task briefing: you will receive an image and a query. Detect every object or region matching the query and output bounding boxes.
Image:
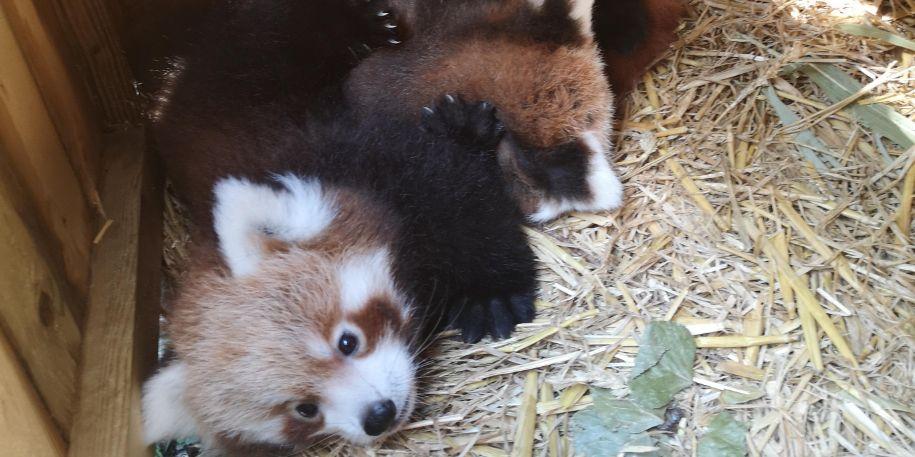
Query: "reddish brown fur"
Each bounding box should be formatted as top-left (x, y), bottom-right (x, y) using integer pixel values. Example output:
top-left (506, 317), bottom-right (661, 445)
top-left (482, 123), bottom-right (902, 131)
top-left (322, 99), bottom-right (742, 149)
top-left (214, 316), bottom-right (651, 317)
top-left (426, 41), bottom-right (612, 149)
top-left (165, 188), bottom-right (412, 451)
top-left (347, 0), bottom-right (612, 149)
top-left (349, 297), bottom-right (405, 356)
top-left (601, 0), bottom-right (688, 104)
top-left (345, 0), bottom-right (615, 218)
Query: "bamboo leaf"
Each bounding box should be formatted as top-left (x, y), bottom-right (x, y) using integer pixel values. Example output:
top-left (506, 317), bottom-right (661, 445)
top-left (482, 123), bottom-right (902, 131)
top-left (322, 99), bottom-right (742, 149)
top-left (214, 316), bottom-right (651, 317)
top-left (764, 86), bottom-right (836, 171)
top-left (836, 23), bottom-right (915, 52)
top-left (800, 64), bottom-right (915, 149)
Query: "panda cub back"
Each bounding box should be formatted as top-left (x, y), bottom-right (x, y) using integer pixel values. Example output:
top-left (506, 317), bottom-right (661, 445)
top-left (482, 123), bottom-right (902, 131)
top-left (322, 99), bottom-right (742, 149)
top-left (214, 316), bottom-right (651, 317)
top-left (347, 0), bottom-right (621, 222)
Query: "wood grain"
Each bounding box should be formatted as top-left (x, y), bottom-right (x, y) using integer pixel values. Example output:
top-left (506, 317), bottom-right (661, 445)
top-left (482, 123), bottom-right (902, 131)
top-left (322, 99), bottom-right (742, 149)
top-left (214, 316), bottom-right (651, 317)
top-left (46, 0), bottom-right (138, 126)
top-left (0, 145), bottom-right (83, 440)
top-left (68, 129), bottom-right (163, 457)
top-left (0, 330), bottom-right (67, 457)
top-left (0, 6), bottom-right (93, 308)
top-left (1, 0), bottom-right (103, 211)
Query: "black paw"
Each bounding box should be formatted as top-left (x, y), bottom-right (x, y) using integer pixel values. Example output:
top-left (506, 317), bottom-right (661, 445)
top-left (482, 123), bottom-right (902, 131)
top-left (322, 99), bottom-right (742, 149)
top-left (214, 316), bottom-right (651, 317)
top-left (420, 95), bottom-right (506, 151)
top-left (345, 0), bottom-right (403, 59)
top-left (449, 293), bottom-right (536, 343)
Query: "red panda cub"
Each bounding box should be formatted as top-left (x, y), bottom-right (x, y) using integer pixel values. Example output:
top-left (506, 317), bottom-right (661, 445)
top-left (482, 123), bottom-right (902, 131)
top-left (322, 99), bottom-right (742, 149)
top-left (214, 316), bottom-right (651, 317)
top-left (144, 179), bottom-right (417, 453)
top-left (346, 0), bottom-right (687, 221)
top-left (346, 0), bottom-right (622, 222)
top-left (140, 1), bottom-right (537, 454)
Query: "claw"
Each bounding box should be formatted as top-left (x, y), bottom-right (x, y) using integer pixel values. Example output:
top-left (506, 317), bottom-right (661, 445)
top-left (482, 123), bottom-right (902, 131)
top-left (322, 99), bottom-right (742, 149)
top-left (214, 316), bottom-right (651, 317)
top-left (376, 10), bottom-right (390, 16)
top-left (387, 38), bottom-right (401, 45)
top-left (444, 94), bottom-right (456, 103)
top-left (384, 22), bottom-right (397, 29)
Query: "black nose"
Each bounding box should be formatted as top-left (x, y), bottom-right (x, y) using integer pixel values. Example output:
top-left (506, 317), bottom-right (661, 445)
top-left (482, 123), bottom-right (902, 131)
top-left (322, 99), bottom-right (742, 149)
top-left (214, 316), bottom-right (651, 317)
top-left (362, 400), bottom-right (397, 436)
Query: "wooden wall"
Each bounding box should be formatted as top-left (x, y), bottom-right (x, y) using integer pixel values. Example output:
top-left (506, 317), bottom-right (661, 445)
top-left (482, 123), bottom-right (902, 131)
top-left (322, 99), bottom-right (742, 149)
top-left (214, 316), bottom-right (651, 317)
top-left (0, 1), bottom-right (162, 456)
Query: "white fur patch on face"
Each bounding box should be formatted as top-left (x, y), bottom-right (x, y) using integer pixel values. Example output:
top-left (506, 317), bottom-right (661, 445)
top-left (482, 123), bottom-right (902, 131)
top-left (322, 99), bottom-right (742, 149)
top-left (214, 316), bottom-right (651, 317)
top-left (142, 362), bottom-right (200, 444)
top-left (321, 337), bottom-right (415, 444)
top-left (529, 131), bottom-right (624, 222)
top-left (337, 249), bottom-right (401, 315)
top-left (213, 174), bottom-right (337, 276)
top-left (235, 417), bottom-right (287, 445)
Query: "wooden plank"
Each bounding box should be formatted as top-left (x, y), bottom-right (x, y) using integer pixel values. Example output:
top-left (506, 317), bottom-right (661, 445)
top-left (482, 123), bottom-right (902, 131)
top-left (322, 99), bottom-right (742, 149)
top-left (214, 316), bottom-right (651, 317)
top-left (68, 129), bottom-right (163, 457)
top-left (0, 146), bottom-right (83, 440)
top-left (0, 330), bottom-right (67, 457)
top-left (1, 0), bottom-right (104, 209)
top-left (0, 6), bottom-right (94, 310)
top-left (47, 0), bottom-right (138, 126)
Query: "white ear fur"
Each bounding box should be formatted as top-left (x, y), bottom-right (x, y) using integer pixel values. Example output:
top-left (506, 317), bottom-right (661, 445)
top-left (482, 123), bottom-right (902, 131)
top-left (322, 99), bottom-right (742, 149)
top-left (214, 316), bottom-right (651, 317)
top-left (526, 0), bottom-right (596, 37)
top-left (142, 362), bottom-right (199, 444)
top-left (568, 0), bottom-right (595, 37)
top-left (212, 175), bottom-right (337, 276)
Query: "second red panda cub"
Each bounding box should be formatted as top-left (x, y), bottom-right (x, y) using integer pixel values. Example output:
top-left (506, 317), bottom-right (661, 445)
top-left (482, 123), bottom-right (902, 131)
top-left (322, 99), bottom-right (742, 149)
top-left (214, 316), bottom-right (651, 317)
top-left (346, 0), bottom-right (621, 222)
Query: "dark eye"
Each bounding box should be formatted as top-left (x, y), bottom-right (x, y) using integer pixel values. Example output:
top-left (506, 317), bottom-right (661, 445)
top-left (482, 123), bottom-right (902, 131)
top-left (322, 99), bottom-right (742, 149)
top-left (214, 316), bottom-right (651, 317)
top-left (295, 403), bottom-right (319, 419)
top-left (338, 332), bottom-right (358, 356)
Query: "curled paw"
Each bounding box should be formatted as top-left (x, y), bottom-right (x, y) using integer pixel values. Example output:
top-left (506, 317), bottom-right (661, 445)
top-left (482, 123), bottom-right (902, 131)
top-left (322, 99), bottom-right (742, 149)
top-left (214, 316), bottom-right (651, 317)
top-left (346, 0), bottom-right (404, 52)
top-left (449, 292), bottom-right (536, 343)
top-left (420, 94), bottom-right (505, 150)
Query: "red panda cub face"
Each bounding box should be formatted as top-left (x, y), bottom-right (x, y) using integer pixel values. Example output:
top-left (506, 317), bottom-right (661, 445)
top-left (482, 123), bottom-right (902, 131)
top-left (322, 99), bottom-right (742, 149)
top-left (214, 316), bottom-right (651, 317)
top-left (142, 176), bottom-right (416, 452)
top-left (347, 0), bottom-right (622, 222)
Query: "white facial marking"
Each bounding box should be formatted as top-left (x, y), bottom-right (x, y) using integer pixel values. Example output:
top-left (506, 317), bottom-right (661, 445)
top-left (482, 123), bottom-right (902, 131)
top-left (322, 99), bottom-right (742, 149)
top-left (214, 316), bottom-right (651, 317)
top-left (213, 174), bottom-right (337, 276)
top-left (237, 417), bottom-right (287, 444)
top-left (321, 337), bottom-right (415, 445)
top-left (337, 249), bottom-right (406, 317)
top-left (142, 362), bottom-right (199, 444)
top-left (529, 131), bottom-right (624, 222)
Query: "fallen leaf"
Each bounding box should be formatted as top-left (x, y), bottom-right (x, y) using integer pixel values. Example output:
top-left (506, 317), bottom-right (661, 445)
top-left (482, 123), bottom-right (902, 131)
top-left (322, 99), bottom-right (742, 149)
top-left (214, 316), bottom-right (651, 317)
top-left (570, 389), bottom-right (665, 457)
top-left (836, 23), bottom-right (915, 52)
top-left (800, 64), bottom-right (915, 149)
top-left (630, 321), bottom-right (697, 409)
top-left (764, 86), bottom-right (836, 171)
top-left (697, 413), bottom-right (748, 457)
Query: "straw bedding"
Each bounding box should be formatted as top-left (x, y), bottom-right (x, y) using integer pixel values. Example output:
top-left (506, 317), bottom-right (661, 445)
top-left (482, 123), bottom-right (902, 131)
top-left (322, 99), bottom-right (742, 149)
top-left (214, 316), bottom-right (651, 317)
top-left (161, 0), bottom-right (915, 455)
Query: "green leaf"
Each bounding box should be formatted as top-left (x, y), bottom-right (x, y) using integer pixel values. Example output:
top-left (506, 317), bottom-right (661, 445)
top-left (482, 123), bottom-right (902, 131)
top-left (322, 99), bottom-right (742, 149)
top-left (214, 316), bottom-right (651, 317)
top-left (836, 23), bottom-right (915, 52)
top-left (629, 321), bottom-right (697, 409)
top-left (800, 64), bottom-right (915, 149)
top-left (571, 409), bottom-right (646, 456)
top-left (592, 389), bottom-right (666, 433)
top-left (697, 413), bottom-right (748, 457)
top-left (763, 86), bottom-right (836, 171)
top-left (570, 389), bottom-right (665, 457)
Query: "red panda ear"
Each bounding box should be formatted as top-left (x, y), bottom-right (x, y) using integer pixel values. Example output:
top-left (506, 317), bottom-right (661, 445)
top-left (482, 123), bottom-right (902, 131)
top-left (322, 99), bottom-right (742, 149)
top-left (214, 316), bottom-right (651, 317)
top-left (567, 0), bottom-right (596, 37)
top-left (526, 0), bottom-right (596, 43)
top-left (212, 175), bottom-right (337, 276)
